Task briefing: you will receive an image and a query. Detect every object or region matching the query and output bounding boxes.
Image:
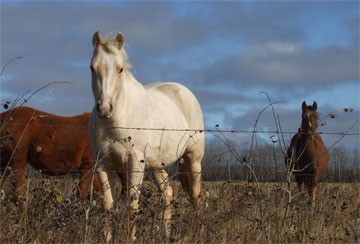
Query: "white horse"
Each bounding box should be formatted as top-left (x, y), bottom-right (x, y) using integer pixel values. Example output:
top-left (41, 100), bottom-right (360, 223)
top-left (88, 31), bottom-right (205, 241)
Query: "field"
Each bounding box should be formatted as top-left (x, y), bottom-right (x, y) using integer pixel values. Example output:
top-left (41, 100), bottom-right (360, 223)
top-left (0, 178), bottom-right (359, 243)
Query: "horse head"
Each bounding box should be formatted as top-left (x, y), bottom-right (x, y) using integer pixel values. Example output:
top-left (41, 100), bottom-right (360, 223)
top-left (90, 31), bottom-right (130, 119)
top-left (301, 101), bottom-right (318, 132)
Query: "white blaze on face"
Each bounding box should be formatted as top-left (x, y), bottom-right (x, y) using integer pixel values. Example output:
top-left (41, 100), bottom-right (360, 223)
top-left (99, 55), bottom-right (115, 114)
top-left (306, 112), bottom-right (312, 128)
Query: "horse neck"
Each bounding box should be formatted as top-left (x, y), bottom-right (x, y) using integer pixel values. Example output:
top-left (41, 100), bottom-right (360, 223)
top-left (112, 71), bottom-right (148, 118)
top-left (301, 124), bottom-right (317, 133)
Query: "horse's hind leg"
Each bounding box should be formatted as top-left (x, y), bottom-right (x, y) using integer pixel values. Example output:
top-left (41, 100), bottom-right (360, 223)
top-left (178, 158), bottom-right (189, 195)
top-left (181, 152), bottom-right (202, 208)
top-left (117, 168), bottom-right (128, 198)
top-left (79, 161), bottom-right (101, 199)
top-left (153, 169), bottom-right (173, 237)
top-left (295, 175), bottom-right (305, 195)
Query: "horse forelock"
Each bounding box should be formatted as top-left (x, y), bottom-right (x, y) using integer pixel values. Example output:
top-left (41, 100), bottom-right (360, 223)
top-left (302, 108), bottom-right (319, 131)
top-left (94, 36), bottom-right (132, 71)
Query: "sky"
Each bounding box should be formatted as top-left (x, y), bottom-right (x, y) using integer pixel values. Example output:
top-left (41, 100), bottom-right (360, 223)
top-left (1, 1), bottom-right (359, 148)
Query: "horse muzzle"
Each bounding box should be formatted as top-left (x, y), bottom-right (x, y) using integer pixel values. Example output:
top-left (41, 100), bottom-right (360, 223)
top-left (96, 101), bottom-right (113, 119)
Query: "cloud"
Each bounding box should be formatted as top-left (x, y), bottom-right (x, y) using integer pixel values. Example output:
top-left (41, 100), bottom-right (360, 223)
top-left (1, 1), bottom-right (358, 146)
top-left (190, 43), bottom-right (358, 89)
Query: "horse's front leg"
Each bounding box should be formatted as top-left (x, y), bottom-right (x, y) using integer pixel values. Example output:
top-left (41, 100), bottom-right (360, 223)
top-left (11, 152), bottom-right (27, 205)
top-left (153, 169), bottom-right (173, 238)
top-left (97, 166), bottom-right (114, 210)
top-left (97, 166), bottom-right (115, 243)
top-left (311, 175), bottom-right (319, 207)
top-left (128, 156), bottom-right (145, 242)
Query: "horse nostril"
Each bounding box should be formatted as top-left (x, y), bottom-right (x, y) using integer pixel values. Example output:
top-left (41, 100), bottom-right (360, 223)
top-left (96, 102), bottom-right (101, 112)
top-left (109, 103), bottom-right (113, 113)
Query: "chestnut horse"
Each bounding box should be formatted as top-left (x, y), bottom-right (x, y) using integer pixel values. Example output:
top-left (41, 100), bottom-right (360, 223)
top-left (286, 101), bottom-right (329, 206)
top-left (0, 106), bottom-right (126, 202)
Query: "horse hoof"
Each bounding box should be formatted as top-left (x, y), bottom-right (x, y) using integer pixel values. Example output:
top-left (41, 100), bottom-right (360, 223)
top-left (165, 228), bottom-right (171, 238)
top-left (105, 231), bottom-right (112, 243)
top-left (130, 235), bottom-right (136, 243)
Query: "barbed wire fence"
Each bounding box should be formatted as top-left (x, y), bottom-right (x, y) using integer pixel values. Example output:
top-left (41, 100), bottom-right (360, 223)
top-left (2, 122), bottom-right (358, 179)
top-left (1, 57), bottom-right (359, 200)
top-left (1, 57), bottom-right (359, 243)
top-left (1, 57), bottom-right (359, 184)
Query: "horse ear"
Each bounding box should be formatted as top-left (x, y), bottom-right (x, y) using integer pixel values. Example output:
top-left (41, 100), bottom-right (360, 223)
top-left (92, 31), bottom-right (102, 48)
top-left (313, 101), bottom-right (317, 111)
top-left (115, 32), bottom-right (125, 50)
top-left (302, 101), bottom-right (307, 111)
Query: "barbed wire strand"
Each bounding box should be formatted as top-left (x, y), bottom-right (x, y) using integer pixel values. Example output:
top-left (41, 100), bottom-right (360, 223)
top-left (1, 122), bottom-right (359, 136)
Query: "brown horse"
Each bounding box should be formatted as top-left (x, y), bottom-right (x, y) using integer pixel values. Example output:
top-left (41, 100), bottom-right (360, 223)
top-left (0, 106), bottom-right (127, 202)
top-left (286, 101), bottom-right (329, 206)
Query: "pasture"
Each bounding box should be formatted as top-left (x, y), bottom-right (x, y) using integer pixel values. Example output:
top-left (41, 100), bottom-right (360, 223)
top-left (1, 177), bottom-right (358, 243)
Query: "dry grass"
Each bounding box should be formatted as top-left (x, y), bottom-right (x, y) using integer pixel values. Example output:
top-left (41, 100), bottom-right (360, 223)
top-left (0, 177), bottom-right (359, 243)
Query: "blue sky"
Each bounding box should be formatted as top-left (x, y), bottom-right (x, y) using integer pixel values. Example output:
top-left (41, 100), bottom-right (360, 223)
top-left (1, 1), bottom-right (359, 147)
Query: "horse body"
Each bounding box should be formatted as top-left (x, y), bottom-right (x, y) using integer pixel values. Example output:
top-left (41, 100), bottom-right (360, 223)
top-left (90, 82), bottom-right (199, 169)
top-left (286, 101), bottom-right (329, 206)
top-left (89, 31), bottom-right (204, 240)
top-left (0, 106), bottom-right (101, 201)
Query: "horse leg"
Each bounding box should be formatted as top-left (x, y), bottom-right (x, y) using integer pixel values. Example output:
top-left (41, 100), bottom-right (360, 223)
top-left (97, 166), bottom-right (115, 243)
top-left (311, 176), bottom-right (319, 207)
top-left (12, 154), bottom-right (27, 204)
top-left (153, 169), bottom-right (173, 237)
top-left (0, 159), bottom-right (11, 189)
top-left (181, 152), bottom-right (202, 208)
top-left (117, 168), bottom-right (128, 199)
top-left (97, 166), bottom-right (114, 210)
top-left (127, 155), bottom-right (145, 242)
top-left (295, 175), bottom-right (305, 195)
top-left (303, 175), bottom-right (313, 206)
top-left (79, 161), bottom-right (101, 199)
top-left (178, 158), bottom-right (189, 195)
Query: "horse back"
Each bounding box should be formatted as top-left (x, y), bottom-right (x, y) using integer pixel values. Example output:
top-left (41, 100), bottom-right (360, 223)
top-left (146, 82), bottom-right (204, 129)
top-left (1, 106), bottom-right (91, 174)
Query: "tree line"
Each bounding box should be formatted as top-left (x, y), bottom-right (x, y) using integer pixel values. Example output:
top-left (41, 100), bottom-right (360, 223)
top-left (25, 139), bottom-right (359, 183)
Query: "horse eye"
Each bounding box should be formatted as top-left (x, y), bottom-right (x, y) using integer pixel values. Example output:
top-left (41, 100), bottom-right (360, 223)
top-left (90, 66), bottom-right (95, 73)
top-left (119, 68), bottom-right (124, 74)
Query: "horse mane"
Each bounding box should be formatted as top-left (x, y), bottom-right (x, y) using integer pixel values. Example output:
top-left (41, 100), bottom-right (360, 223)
top-left (100, 35), bottom-right (133, 71)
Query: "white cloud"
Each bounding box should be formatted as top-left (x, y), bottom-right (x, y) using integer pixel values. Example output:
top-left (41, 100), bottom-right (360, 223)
top-left (243, 42), bottom-right (301, 57)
